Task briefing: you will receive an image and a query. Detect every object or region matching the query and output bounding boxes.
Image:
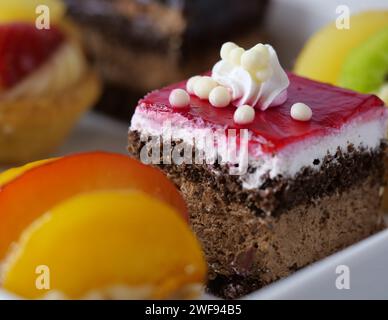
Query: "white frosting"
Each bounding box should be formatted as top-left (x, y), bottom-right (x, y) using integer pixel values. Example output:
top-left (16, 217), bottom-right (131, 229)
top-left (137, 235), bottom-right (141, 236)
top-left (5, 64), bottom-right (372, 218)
top-left (211, 45), bottom-right (289, 110)
top-left (130, 107), bottom-right (387, 190)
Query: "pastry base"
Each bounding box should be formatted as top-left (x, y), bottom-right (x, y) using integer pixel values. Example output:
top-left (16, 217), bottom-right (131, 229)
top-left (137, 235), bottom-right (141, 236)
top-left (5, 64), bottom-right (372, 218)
top-left (0, 70), bottom-right (101, 164)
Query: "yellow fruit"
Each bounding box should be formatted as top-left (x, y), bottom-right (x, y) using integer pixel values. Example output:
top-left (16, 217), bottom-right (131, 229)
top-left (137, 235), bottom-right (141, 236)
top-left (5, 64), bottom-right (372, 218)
top-left (2, 191), bottom-right (206, 300)
top-left (294, 11), bottom-right (388, 84)
top-left (0, 0), bottom-right (65, 24)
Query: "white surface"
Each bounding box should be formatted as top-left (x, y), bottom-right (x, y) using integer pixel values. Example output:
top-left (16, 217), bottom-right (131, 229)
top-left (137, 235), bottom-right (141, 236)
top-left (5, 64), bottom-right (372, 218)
top-left (245, 229), bottom-right (388, 300)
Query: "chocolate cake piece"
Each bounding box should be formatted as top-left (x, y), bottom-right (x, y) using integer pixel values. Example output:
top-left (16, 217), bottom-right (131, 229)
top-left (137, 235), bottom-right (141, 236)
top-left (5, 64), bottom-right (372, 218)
top-left (128, 78), bottom-right (387, 298)
top-left (127, 45), bottom-right (387, 298)
top-left (63, 0), bottom-right (269, 119)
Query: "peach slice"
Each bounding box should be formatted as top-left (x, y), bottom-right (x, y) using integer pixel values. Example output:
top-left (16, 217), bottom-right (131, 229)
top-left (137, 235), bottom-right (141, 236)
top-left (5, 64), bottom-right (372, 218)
top-left (2, 191), bottom-right (206, 299)
top-left (0, 152), bottom-right (188, 260)
top-left (0, 159), bottom-right (54, 187)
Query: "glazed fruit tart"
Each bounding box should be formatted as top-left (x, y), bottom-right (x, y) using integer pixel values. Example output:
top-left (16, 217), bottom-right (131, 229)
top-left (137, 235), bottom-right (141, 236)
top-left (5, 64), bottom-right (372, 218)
top-left (128, 41), bottom-right (387, 298)
top-left (0, 0), bottom-right (101, 163)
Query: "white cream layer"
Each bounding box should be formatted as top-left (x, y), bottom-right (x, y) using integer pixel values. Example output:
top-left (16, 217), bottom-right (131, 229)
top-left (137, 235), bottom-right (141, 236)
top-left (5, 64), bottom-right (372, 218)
top-left (130, 106), bottom-right (387, 190)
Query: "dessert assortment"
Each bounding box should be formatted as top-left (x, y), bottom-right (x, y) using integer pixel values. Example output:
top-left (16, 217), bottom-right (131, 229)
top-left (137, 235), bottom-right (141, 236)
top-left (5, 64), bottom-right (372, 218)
top-left (0, 1), bottom-right (387, 301)
top-left (129, 41), bottom-right (387, 298)
top-left (0, 0), bottom-right (101, 164)
top-left (63, 0), bottom-right (269, 119)
top-left (0, 152), bottom-right (206, 299)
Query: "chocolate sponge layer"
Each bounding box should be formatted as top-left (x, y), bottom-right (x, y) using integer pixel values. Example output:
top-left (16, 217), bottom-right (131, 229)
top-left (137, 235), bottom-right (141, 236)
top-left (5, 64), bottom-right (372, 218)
top-left (180, 175), bottom-right (384, 298)
top-left (128, 130), bottom-right (385, 298)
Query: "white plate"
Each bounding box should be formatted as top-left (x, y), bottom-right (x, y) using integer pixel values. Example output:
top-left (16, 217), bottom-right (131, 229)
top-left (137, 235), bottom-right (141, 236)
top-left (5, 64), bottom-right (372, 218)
top-left (245, 229), bottom-right (388, 300)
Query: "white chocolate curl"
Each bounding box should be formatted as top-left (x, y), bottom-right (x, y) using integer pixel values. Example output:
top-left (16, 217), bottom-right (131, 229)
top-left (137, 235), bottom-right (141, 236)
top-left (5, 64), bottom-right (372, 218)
top-left (212, 43), bottom-right (289, 110)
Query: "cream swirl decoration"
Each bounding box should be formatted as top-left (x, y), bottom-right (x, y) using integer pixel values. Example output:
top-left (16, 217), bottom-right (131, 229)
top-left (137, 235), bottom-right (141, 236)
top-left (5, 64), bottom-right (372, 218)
top-left (211, 42), bottom-right (289, 110)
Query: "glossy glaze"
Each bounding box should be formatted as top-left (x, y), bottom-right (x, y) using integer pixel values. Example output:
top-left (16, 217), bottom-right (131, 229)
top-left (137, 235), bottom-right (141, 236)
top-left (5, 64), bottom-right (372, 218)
top-left (139, 72), bottom-right (386, 153)
top-left (0, 23), bottom-right (65, 88)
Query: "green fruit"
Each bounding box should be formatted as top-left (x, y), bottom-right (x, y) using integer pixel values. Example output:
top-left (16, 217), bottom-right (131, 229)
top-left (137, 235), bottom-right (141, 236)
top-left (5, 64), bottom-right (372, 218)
top-left (339, 27), bottom-right (388, 93)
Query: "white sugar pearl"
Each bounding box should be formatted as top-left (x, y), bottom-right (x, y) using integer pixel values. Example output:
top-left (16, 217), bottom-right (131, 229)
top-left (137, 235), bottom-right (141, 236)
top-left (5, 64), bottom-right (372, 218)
top-left (193, 76), bottom-right (218, 100)
top-left (220, 42), bottom-right (238, 60)
top-left (241, 47), bottom-right (269, 71)
top-left (186, 75), bottom-right (201, 94)
top-left (290, 102), bottom-right (312, 121)
top-left (209, 86), bottom-right (231, 108)
top-left (233, 105), bottom-right (255, 125)
top-left (228, 47), bottom-right (245, 65)
top-left (169, 88), bottom-right (190, 108)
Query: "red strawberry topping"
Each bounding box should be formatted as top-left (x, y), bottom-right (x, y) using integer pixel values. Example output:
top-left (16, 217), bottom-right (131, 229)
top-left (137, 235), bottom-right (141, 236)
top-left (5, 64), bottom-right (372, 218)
top-left (0, 23), bottom-right (65, 89)
top-left (139, 72), bottom-right (386, 153)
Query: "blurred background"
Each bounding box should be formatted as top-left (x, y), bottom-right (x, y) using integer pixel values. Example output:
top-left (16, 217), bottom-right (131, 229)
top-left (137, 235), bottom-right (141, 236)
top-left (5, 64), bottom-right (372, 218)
top-left (63, 0), bottom-right (388, 120)
top-left (268, 0), bottom-right (388, 68)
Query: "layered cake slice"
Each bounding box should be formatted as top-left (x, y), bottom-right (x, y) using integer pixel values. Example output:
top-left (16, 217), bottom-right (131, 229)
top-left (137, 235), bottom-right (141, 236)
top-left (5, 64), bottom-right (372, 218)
top-left (128, 42), bottom-right (387, 298)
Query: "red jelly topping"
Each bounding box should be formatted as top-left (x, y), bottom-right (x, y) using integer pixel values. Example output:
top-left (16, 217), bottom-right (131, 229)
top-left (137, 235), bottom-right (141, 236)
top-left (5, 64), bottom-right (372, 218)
top-left (139, 73), bottom-right (386, 154)
top-left (0, 23), bottom-right (65, 89)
